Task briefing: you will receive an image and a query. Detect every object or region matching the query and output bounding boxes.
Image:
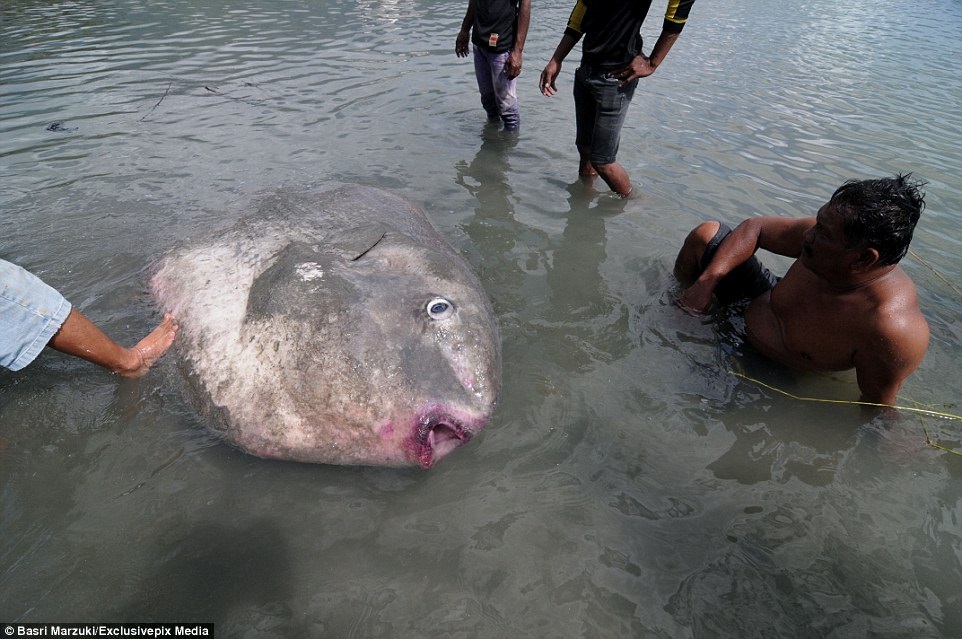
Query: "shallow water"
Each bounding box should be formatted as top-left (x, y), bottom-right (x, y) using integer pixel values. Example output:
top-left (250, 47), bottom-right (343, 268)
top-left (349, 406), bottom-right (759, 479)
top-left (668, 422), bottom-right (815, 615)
top-left (2, 0), bottom-right (962, 636)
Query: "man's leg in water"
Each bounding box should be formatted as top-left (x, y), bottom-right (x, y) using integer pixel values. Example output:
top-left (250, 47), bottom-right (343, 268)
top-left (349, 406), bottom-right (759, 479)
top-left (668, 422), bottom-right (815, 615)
top-left (576, 148), bottom-right (632, 196)
top-left (578, 145), bottom-right (598, 184)
top-left (489, 51), bottom-right (520, 130)
top-left (573, 66), bottom-right (637, 197)
top-left (473, 47), bottom-right (501, 122)
top-left (49, 309), bottom-right (178, 378)
top-left (593, 161), bottom-right (632, 197)
top-left (574, 69), bottom-right (599, 186)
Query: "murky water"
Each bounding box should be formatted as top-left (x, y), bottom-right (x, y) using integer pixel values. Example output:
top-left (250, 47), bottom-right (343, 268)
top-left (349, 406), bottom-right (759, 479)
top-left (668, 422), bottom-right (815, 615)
top-left (3, 0), bottom-right (962, 636)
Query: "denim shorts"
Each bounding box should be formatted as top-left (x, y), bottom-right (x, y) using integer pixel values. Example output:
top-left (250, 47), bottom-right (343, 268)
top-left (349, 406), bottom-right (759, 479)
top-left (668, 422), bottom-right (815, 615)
top-left (0, 258), bottom-right (72, 371)
top-left (573, 64), bottom-right (638, 166)
top-left (702, 224), bottom-right (780, 303)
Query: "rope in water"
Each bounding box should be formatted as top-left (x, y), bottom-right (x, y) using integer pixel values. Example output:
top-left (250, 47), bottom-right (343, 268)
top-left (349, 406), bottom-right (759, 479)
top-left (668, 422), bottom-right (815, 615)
top-left (727, 369), bottom-right (962, 457)
top-left (716, 248), bottom-right (962, 454)
top-left (910, 248), bottom-right (962, 298)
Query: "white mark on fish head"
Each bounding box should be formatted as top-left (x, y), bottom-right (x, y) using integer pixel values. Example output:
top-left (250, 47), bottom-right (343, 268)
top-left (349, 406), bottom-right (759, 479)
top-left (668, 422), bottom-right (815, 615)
top-left (294, 262), bottom-right (325, 281)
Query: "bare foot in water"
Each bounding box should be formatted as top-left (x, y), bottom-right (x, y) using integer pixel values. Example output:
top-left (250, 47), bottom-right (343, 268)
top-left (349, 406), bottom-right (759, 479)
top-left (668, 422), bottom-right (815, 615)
top-left (119, 313), bottom-right (179, 378)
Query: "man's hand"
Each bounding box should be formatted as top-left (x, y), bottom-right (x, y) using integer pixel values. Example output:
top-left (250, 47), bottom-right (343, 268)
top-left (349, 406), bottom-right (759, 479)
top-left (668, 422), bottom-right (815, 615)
top-left (505, 51), bottom-right (523, 79)
top-left (540, 60), bottom-right (561, 96)
top-left (608, 55), bottom-right (656, 86)
top-left (677, 280), bottom-right (715, 315)
top-left (456, 30), bottom-right (470, 57)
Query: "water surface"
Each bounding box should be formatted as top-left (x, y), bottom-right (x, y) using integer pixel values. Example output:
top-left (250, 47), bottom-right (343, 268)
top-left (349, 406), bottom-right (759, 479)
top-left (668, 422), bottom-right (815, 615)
top-left (2, 0), bottom-right (961, 636)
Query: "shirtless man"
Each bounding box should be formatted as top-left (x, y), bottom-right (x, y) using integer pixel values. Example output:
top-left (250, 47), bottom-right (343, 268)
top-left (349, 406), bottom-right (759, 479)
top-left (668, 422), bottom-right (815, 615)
top-left (674, 175), bottom-right (929, 406)
top-left (1, 258), bottom-right (178, 377)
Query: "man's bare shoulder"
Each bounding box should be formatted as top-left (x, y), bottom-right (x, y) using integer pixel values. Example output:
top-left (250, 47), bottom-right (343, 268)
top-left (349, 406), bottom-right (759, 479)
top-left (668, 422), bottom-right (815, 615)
top-left (852, 271), bottom-right (929, 405)
top-left (867, 267), bottom-right (926, 325)
top-left (860, 268), bottom-right (930, 359)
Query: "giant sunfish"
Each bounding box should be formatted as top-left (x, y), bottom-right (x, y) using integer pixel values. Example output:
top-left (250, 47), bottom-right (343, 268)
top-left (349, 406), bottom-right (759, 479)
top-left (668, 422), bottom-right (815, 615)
top-left (151, 185), bottom-right (501, 468)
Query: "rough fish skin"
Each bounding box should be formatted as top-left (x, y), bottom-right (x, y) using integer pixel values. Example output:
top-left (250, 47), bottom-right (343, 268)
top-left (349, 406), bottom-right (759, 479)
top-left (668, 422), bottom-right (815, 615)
top-left (151, 185), bottom-right (501, 468)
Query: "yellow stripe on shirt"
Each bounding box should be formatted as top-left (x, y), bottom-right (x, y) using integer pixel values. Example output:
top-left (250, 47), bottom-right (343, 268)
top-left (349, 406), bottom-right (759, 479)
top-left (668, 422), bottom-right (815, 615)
top-left (566, 0), bottom-right (587, 34)
top-left (665, 0), bottom-right (694, 25)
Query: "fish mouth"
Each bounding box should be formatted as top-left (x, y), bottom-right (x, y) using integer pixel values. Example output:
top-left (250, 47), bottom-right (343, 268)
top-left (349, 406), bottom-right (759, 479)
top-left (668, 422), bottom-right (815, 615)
top-left (413, 412), bottom-right (473, 469)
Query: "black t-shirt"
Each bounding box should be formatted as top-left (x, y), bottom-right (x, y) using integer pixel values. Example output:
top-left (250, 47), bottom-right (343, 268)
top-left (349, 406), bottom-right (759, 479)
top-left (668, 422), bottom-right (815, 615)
top-left (471, 0), bottom-right (521, 53)
top-left (564, 0), bottom-right (694, 69)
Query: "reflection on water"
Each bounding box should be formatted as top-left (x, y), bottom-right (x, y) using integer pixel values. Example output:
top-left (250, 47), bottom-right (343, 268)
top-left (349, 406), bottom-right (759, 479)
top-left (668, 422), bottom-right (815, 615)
top-left (2, 0), bottom-right (962, 635)
top-left (115, 519), bottom-right (294, 626)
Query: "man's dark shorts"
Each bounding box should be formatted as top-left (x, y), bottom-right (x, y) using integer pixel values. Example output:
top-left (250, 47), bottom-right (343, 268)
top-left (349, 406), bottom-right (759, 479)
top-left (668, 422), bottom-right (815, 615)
top-left (702, 223), bottom-right (780, 304)
top-left (573, 65), bottom-right (637, 166)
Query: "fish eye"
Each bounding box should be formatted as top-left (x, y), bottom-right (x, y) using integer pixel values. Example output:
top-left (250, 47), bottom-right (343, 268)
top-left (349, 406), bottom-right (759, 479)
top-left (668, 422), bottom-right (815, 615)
top-left (426, 297), bottom-right (455, 320)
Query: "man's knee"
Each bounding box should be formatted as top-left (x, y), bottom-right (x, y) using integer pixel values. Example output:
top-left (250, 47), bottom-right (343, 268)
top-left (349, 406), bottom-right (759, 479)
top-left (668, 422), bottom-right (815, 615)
top-left (590, 160), bottom-right (617, 175)
top-left (686, 221), bottom-right (721, 252)
top-left (590, 160), bottom-right (625, 184)
top-left (675, 221), bottom-right (722, 282)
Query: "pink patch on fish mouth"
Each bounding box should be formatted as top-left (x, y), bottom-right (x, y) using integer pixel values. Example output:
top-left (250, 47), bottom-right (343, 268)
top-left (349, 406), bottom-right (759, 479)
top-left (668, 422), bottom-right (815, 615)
top-left (413, 411), bottom-right (473, 469)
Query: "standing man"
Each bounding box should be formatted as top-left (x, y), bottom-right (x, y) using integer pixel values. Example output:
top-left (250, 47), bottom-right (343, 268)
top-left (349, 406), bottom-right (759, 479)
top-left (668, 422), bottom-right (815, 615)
top-left (456, 0), bottom-right (531, 132)
top-left (674, 175), bottom-right (930, 406)
top-left (540, 0), bottom-right (695, 197)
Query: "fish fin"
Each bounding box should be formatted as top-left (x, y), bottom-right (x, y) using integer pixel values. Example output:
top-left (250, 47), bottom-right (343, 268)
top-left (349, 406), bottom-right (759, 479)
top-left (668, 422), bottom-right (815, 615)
top-left (245, 242), bottom-right (353, 322)
top-left (326, 223), bottom-right (388, 261)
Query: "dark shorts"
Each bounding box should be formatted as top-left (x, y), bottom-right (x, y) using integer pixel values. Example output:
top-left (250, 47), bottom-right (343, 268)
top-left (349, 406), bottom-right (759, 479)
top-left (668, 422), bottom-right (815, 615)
top-left (573, 65), bottom-right (638, 166)
top-left (702, 223), bottom-right (780, 304)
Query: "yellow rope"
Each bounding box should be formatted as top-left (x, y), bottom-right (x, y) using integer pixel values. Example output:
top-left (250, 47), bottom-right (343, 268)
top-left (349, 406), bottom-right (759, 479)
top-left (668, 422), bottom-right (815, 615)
top-left (727, 369), bottom-right (962, 457)
top-left (909, 248), bottom-right (962, 298)
top-left (919, 419), bottom-right (962, 457)
top-left (721, 248), bottom-right (962, 455)
top-left (728, 370), bottom-right (961, 419)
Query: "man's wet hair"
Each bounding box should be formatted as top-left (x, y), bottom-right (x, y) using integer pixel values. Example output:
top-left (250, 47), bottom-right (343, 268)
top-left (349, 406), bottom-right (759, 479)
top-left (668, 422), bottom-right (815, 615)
top-left (831, 174), bottom-right (926, 265)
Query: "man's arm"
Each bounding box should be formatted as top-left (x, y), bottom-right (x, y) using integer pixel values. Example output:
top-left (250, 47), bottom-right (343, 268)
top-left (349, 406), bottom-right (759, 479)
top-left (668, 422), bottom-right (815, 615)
top-left (540, 1), bottom-right (584, 96)
top-left (540, 32), bottom-right (579, 96)
top-left (504, 0), bottom-right (531, 79)
top-left (456, 0), bottom-right (477, 58)
top-left (610, 0), bottom-right (695, 83)
top-left (678, 216), bottom-right (812, 313)
top-left (854, 308), bottom-right (930, 406)
top-left (613, 29), bottom-right (681, 83)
